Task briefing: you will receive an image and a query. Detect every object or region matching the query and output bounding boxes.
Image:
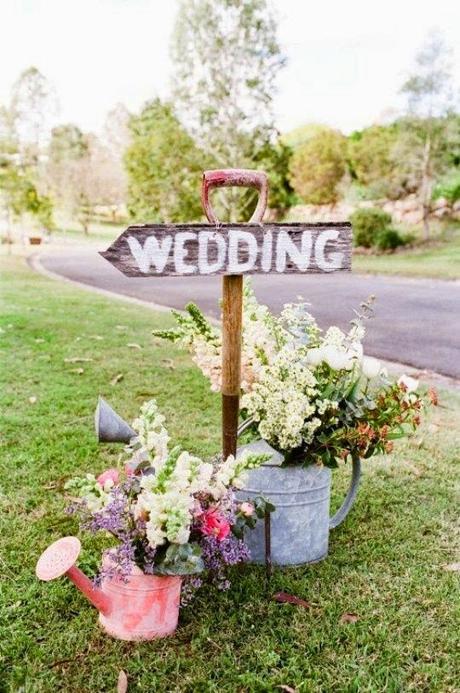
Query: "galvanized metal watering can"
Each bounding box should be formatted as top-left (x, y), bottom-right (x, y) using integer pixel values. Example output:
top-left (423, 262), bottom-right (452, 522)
top-left (236, 422), bottom-right (361, 567)
top-left (35, 536), bottom-right (181, 641)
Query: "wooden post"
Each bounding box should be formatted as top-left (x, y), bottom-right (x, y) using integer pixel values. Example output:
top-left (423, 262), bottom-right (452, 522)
top-left (201, 169), bottom-right (268, 460)
top-left (221, 274), bottom-right (243, 459)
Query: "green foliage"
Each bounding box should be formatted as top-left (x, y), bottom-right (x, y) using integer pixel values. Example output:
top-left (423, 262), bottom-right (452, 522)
top-left (289, 128), bottom-right (347, 204)
top-left (432, 171), bottom-right (460, 203)
top-left (153, 303), bottom-right (219, 345)
top-left (125, 99), bottom-right (205, 222)
top-left (282, 123), bottom-right (329, 149)
top-left (155, 542), bottom-right (204, 576)
top-left (350, 207), bottom-right (392, 248)
top-left (375, 228), bottom-right (406, 251)
top-left (0, 154), bottom-right (54, 228)
top-left (347, 124), bottom-right (400, 198)
top-left (48, 124), bottom-right (88, 164)
top-left (253, 139), bottom-right (296, 212)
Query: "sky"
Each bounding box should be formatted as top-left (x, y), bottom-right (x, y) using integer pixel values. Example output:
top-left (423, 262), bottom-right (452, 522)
top-left (1, 0), bottom-right (459, 137)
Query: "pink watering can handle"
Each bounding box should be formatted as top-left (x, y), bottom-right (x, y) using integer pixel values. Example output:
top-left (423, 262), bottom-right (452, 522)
top-left (36, 536), bottom-right (112, 615)
top-left (201, 169), bottom-right (268, 224)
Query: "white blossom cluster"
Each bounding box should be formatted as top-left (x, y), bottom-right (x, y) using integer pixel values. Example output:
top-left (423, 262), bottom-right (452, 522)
top-left (165, 285), bottom-right (392, 453)
top-left (131, 400), bottom-right (269, 548)
top-left (241, 345), bottom-right (318, 450)
top-left (132, 399), bottom-right (170, 469)
top-left (192, 336), bottom-right (222, 393)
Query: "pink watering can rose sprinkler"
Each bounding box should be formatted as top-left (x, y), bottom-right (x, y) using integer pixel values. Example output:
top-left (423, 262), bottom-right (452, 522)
top-left (35, 536), bottom-right (182, 641)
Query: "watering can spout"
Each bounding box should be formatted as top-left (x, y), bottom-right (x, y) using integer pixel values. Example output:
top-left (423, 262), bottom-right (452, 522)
top-left (35, 537), bottom-right (112, 616)
top-left (95, 396), bottom-right (136, 443)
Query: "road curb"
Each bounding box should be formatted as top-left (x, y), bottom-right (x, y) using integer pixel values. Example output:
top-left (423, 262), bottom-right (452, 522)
top-left (28, 253), bottom-right (460, 392)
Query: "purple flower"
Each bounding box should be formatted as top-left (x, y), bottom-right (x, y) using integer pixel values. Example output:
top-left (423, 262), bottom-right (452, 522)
top-left (95, 532), bottom-right (136, 586)
top-left (199, 534), bottom-right (250, 591)
top-left (181, 576), bottom-right (203, 606)
top-left (82, 488), bottom-right (127, 538)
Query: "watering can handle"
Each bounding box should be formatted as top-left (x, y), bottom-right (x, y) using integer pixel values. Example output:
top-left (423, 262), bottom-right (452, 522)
top-left (201, 169), bottom-right (268, 224)
top-left (329, 457), bottom-right (361, 529)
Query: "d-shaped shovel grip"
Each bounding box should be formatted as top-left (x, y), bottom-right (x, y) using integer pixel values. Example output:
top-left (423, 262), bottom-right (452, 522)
top-left (201, 169), bottom-right (268, 224)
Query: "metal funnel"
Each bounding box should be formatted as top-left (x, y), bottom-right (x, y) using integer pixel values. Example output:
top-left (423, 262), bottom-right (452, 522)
top-left (95, 396), bottom-right (136, 443)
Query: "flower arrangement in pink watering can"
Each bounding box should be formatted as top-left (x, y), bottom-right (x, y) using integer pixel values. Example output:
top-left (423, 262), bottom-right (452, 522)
top-left (36, 400), bottom-right (271, 641)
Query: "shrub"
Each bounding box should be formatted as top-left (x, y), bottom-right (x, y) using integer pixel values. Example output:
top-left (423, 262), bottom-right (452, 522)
top-left (432, 172), bottom-right (460, 204)
top-left (289, 127), bottom-right (347, 205)
top-left (375, 228), bottom-right (406, 251)
top-left (350, 207), bottom-right (392, 247)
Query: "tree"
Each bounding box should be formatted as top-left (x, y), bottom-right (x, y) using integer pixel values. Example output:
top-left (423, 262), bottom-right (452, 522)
top-left (289, 127), bottom-right (347, 205)
top-left (399, 30), bottom-right (457, 239)
top-left (47, 124), bottom-right (128, 233)
top-left (0, 153), bottom-right (54, 238)
top-left (171, 0), bottom-right (285, 220)
top-left (253, 139), bottom-right (296, 215)
top-left (48, 123), bottom-right (88, 164)
top-left (347, 124), bottom-right (401, 198)
top-left (125, 99), bottom-right (206, 222)
top-left (10, 67), bottom-right (57, 167)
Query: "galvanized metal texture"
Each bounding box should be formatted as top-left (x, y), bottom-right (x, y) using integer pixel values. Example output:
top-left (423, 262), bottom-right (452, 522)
top-left (236, 436), bottom-right (361, 566)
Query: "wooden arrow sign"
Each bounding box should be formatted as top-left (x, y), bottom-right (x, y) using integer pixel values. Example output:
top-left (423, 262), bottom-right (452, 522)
top-left (100, 169), bottom-right (353, 464)
top-left (101, 222), bottom-right (352, 277)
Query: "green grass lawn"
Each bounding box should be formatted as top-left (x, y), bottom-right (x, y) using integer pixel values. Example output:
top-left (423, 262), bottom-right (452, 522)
top-left (1, 256), bottom-right (459, 692)
top-left (352, 228), bottom-right (460, 280)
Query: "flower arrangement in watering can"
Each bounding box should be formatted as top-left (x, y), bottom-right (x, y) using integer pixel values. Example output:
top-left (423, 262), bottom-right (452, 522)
top-left (154, 283), bottom-right (437, 567)
top-left (36, 400), bottom-right (271, 641)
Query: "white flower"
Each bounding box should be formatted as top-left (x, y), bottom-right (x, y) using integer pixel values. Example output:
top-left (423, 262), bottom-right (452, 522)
top-left (172, 526), bottom-right (190, 545)
top-left (361, 356), bottom-right (381, 379)
top-left (398, 374), bottom-right (419, 392)
top-left (322, 345), bottom-right (353, 371)
top-left (347, 342), bottom-right (363, 362)
top-left (306, 347), bottom-right (323, 366)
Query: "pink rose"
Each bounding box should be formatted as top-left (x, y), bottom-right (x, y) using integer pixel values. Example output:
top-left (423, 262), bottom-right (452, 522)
top-left (124, 462), bottom-right (135, 477)
top-left (96, 468), bottom-right (120, 487)
top-left (239, 502), bottom-right (254, 517)
top-left (200, 509), bottom-right (231, 541)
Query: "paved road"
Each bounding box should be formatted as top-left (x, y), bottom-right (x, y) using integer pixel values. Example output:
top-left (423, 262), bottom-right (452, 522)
top-left (39, 249), bottom-right (460, 379)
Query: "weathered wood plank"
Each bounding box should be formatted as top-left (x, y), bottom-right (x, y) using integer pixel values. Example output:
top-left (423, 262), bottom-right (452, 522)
top-left (100, 222), bottom-right (352, 277)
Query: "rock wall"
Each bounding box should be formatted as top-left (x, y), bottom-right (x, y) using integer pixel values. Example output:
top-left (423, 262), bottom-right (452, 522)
top-left (284, 195), bottom-right (460, 226)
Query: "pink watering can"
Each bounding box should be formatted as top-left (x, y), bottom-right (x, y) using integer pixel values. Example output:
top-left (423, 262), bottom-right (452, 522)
top-left (35, 536), bottom-right (182, 641)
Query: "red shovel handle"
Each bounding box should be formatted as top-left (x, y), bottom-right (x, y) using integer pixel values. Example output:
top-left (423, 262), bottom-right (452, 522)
top-left (201, 169), bottom-right (268, 224)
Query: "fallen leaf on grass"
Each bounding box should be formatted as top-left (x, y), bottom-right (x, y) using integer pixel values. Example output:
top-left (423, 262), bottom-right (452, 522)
top-left (273, 592), bottom-right (313, 609)
top-left (64, 357), bottom-right (93, 363)
top-left (442, 562), bottom-right (460, 572)
top-left (117, 670), bottom-right (128, 693)
top-left (116, 325), bottom-right (128, 330)
top-left (127, 343), bottom-right (142, 350)
top-left (340, 612), bottom-right (359, 624)
top-left (29, 396), bottom-right (37, 404)
top-left (111, 373), bottom-right (124, 386)
top-left (161, 359), bottom-right (175, 370)
top-left (89, 335), bottom-right (103, 341)
top-left (70, 368), bottom-right (84, 375)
